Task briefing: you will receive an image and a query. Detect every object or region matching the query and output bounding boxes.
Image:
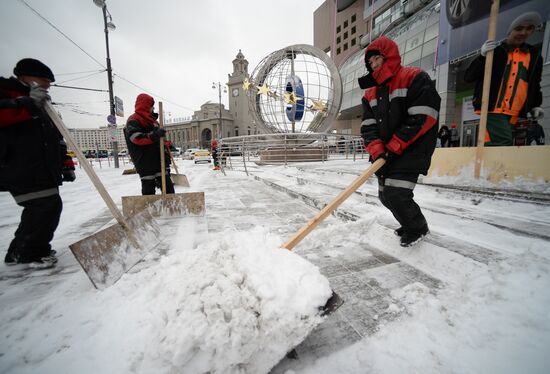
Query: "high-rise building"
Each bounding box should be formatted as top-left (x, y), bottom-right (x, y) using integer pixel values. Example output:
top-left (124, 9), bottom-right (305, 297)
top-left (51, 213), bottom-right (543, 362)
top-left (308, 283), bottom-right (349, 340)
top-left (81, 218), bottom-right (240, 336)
top-left (314, 0), bottom-right (550, 145)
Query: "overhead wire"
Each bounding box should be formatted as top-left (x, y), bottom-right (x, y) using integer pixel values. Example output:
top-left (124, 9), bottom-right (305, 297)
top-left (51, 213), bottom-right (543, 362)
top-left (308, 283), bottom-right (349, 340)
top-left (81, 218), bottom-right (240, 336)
top-left (58, 70), bottom-right (106, 84)
top-left (20, 0), bottom-right (194, 117)
top-left (18, 0), bottom-right (106, 69)
top-left (56, 69), bottom-right (106, 76)
top-left (115, 74), bottom-right (196, 112)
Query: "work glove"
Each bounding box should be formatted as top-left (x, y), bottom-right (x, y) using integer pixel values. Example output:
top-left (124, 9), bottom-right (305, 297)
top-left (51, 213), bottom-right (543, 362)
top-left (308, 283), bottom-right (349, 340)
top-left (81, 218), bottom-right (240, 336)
top-left (149, 127), bottom-right (166, 143)
top-left (366, 139), bottom-right (385, 162)
top-left (62, 167), bottom-right (76, 182)
top-left (530, 107), bottom-right (544, 120)
top-left (480, 40), bottom-right (498, 57)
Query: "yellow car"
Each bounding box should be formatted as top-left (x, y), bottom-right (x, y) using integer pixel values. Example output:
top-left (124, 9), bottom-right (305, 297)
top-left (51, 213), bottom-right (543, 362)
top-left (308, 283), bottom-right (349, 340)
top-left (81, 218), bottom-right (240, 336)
top-left (193, 149), bottom-right (211, 164)
top-left (67, 150), bottom-right (76, 158)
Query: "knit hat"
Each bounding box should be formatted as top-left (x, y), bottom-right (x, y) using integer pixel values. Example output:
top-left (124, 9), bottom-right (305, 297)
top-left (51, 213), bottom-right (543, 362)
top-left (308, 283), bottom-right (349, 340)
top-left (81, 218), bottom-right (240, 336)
top-left (13, 58), bottom-right (55, 82)
top-left (364, 49), bottom-right (382, 65)
top-left (507, 11), bottom-right (541, 35)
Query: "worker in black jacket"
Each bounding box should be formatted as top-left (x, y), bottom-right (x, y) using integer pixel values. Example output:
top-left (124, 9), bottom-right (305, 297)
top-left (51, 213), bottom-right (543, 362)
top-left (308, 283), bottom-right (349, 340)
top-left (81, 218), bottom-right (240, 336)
top-left (1, 59), bottom-right (75, 268)
top-left (359, 36), bottom-right (440, 247)
top-left (124, 93), bottom-right (174, 195)
top-left (464, 12), bottom-right (543, 146)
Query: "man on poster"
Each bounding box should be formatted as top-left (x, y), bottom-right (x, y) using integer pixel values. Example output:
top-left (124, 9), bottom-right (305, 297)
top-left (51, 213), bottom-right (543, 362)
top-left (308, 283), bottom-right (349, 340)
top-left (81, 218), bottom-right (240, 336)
top-left (464, 12), bottom-right (544, 146)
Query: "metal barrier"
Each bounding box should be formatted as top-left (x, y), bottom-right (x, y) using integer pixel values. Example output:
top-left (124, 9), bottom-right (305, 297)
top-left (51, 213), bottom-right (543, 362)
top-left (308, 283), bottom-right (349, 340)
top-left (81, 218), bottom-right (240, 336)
top-left (218, 133), bottom-right (366, 175)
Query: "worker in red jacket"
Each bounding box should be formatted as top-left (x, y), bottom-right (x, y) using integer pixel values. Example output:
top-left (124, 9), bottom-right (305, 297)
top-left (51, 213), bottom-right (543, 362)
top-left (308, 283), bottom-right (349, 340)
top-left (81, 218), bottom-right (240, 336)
top-left (1, 58), bottom-right (75, 268)
top-left (124, 93), bottom-right (174, 195)
top-left (359, 36), bottom-right (440, 247)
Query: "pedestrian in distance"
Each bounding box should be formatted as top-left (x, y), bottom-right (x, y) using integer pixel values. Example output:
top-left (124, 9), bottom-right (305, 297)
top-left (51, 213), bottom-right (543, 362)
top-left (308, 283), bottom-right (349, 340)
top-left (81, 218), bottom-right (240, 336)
top-left (438, 125), bottom-right (451, 147)
top-left (1, 58), bottom-right (76, 269)
top-left (211, 138), bottom-right (220, 170)
top-left (449, 123), bottom-right (460, 147)
top-left (124, 93), bottom-right (175, 195)
top-left (359, 36), bottom-right (440, 247)
top-left (464, 11), bottom-right (544, 146)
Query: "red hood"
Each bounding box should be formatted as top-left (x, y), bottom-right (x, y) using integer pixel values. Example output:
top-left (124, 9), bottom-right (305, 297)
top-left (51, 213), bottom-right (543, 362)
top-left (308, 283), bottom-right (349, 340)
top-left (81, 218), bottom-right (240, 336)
top-left (129, 93), bottom-right (156, 126)
top-left (366, 36), bottom-right (402, 85)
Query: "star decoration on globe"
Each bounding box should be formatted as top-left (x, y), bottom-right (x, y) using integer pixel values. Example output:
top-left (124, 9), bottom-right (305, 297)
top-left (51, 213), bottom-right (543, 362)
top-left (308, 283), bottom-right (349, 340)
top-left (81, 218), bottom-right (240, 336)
top-left (256, 83), bottom-right (270, 96)
top-left (242, 78), bottom-right (252, 91)
top-left (308, 99), bottom-right (327, 113)
top-left (283, 91), bottom-right (299, 104)
top-left (268, 90), bottom-right (279, 99)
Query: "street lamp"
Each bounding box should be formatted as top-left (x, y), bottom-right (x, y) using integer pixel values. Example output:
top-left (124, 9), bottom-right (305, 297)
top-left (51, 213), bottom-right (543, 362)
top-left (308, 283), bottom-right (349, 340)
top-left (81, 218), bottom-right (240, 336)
top-left (94, 0), bottom-right (119, 168)
top-left (212, 82), bottom-right (227, 139)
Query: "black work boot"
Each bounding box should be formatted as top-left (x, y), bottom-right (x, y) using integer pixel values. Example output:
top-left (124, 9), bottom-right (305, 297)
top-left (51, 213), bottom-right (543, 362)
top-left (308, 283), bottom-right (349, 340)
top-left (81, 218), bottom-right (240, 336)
top-left (394, 227), bottom-right (405, 237)
top-left (400, 225), bottom-right (429, 247)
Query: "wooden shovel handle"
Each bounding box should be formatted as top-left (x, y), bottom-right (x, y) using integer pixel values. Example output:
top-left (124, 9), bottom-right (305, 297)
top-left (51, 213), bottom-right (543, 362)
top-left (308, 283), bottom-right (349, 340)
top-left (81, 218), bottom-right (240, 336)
top-left (158, 102), bottom-right (167, 195)
top-left (45, 102), bottom-right (127, 227)
top-left (168, 151), bottom-right (180, 174)
top-left (474, 0), bottom-right (500, 178)
top-left (282, 158), bottom-right (386, 250)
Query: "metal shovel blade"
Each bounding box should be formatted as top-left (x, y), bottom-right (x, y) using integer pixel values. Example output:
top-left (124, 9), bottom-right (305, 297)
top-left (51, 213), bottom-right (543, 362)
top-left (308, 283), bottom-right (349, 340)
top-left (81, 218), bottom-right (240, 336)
top-left (121, 191), bottom-right (205, 218)
top-left (171, 173), bottom-right (190, 187)
top-left (69, 209), bottom-right (161, 290)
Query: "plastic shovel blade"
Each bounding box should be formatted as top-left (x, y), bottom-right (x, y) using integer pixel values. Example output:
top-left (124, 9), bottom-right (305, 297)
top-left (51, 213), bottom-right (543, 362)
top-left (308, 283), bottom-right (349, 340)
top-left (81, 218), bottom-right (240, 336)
top-left (69, 209), bottom-right (161, 289)
top-left (121, 191), bottom-right (205, 218)
top-left (170, 173), bottom-right (190, 187)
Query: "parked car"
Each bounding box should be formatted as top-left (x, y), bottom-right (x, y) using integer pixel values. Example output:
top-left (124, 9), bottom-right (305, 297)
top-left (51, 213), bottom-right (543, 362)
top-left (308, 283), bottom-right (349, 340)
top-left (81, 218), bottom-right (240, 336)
top-left (171, 147), bottom-right (182, 157)
top-left (183, 148), bottom-right (200, 160)
top-left (193, 149), bottom-right (211, 164)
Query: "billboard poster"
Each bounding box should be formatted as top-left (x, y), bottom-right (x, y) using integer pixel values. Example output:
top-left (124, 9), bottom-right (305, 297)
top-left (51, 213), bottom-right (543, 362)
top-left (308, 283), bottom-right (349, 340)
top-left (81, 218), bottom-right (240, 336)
top-left (438, 0), bottom-right (549, 65)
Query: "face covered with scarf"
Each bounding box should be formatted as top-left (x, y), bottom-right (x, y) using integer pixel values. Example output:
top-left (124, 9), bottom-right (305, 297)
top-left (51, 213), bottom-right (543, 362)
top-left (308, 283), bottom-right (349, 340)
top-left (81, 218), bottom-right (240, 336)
top-left (364, 36), bottom-right (402, 85)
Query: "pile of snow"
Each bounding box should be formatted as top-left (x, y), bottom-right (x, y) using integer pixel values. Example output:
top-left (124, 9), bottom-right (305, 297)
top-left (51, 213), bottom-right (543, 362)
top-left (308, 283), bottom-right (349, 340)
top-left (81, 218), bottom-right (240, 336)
top-left (0, 224), bottom-right (332, 373)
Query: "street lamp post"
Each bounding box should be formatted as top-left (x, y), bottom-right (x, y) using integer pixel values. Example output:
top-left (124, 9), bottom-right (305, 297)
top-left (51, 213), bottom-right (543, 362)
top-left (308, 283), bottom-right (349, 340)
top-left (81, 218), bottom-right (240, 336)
top-left (94, 0), bottom-right (119, 168)
top-left (212, 82), bottom-right (227, 139)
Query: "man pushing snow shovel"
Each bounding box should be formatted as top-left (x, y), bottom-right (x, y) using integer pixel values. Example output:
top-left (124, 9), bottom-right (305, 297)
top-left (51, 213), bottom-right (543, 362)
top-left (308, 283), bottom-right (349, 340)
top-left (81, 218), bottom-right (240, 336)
top-left (359, 36), bottom-right (440, 247)
top-left (124, 93), bottom-right (175, 196)
top-left (1, 58), bottom-right (76, 268)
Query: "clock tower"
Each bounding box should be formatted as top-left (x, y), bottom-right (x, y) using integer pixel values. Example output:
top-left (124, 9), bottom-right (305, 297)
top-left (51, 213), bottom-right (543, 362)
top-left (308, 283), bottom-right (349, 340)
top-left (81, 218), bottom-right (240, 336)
top-left (227, 50), bottom-right (256, 136)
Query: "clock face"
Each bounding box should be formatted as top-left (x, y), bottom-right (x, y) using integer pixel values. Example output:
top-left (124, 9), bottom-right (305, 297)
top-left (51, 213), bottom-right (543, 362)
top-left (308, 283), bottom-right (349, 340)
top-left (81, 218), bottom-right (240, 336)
top-left (232, 88), bottom-right (239, 97)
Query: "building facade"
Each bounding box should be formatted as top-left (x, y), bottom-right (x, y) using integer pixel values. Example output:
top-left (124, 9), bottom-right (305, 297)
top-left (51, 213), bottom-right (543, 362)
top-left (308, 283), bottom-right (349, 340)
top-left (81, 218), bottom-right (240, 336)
top-left (163, 50), bottom-right (258, 150)
top-left (68, 126), bottom-right (125, 152)
top-left (68, 50), bottom-right (260, 152)
top-left (314, 0), bottom-right (550, 144)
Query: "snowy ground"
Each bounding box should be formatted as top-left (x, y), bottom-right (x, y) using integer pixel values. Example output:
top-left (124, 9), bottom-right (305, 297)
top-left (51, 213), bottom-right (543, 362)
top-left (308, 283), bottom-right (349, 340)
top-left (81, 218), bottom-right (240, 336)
top-left (1, 156), bottom-right (549, 373)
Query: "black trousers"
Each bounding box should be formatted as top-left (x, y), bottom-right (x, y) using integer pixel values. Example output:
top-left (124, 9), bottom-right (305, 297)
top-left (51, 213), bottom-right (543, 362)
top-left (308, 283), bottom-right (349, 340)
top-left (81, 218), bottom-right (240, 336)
top-left (377, 173), bottom-right (427, 233)
top-left (141, 176), bottom-right (175, 195)
top-left (7, 190), bottom-right (62, 262)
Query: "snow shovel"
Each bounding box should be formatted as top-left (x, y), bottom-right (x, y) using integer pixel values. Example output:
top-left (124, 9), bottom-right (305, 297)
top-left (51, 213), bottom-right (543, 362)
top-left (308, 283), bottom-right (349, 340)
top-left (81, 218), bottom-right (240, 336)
top-left (120, 102), bottom-right (205, 217)
top-left (282, 158), bottom-right (386, 314)
top-left (167, 151), bottom-right (190, 187)
top-left (45, 102), bottom-right (161, 290)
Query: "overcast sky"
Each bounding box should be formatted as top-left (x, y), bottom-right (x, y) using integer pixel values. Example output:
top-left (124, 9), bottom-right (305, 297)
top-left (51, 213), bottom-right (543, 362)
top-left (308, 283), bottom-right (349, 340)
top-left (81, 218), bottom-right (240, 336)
top-left (1, 0), bottom-right (325, 128)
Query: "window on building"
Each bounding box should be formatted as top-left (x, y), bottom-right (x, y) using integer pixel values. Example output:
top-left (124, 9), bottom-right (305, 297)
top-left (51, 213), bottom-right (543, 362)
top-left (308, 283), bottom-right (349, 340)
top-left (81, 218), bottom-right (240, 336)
top-left (351, 26), bottom-right (356, 35)
top-left (351, 38), bottom-right (356, 46)
top-left (337, 47), bottom-right (341, 55)
top-left (337, 36), bottom-right (341, 44)
top-left (351, 14), bottom-right (356, 23)
top-left (344, 31), bottom-right (348, 39)
top-left (235, 128), bottom-right (239, 137)
top-left (337, 25), bottom-right (341, 33)
top-left (343, 43), bottom-right (348, 51)
top-left (344, 20), bottom-right (348, 28)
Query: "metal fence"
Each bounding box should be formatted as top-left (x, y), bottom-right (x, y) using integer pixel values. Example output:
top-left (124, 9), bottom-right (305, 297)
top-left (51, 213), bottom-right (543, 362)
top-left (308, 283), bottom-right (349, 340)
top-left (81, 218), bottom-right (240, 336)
top-left (217, 133), bottom-right (366, 175)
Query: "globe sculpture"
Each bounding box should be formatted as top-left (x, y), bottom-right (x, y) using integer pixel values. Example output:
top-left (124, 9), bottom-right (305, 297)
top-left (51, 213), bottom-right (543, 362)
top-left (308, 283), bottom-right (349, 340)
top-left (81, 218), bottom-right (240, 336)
top-left (246, 44), bottom-right (342, 134)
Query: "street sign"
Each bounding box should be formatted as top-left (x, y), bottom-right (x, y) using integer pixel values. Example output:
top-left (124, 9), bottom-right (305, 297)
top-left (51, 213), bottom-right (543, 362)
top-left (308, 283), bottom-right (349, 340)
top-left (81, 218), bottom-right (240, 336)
top-left (107, 114), bottom-right (116, 124)
top-left (115, 96), bottom-right (124, 117)
top-left (107, 123), bottom-right (117, 141)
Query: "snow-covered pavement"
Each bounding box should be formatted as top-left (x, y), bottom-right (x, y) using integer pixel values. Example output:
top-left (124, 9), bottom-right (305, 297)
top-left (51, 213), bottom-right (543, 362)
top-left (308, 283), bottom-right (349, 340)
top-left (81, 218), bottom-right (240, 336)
top-left (1, 157), bottom-right (549, 373)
